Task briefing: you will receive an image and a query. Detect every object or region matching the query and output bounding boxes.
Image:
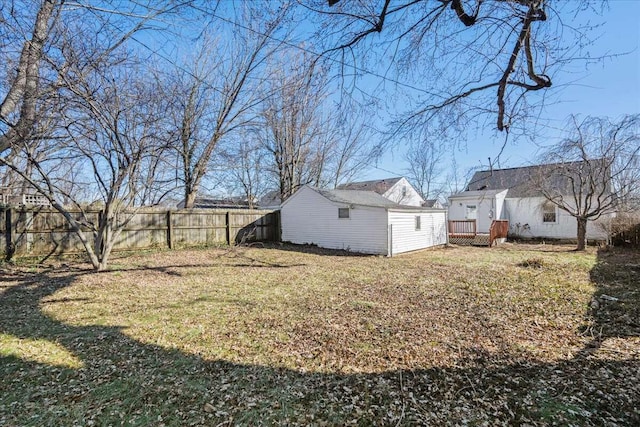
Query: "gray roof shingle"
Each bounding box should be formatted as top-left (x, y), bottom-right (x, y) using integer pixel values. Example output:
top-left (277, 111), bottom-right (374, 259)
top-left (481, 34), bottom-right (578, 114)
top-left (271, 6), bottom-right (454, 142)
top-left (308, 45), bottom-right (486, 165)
top-left (336, 177), bottom-right (402, 194)
top-left (315, 188), bottom-right (402, 208)
top-left (466, 162), bottom-right (589, 198)
top-left (311, 187), bottom-right (433, 211)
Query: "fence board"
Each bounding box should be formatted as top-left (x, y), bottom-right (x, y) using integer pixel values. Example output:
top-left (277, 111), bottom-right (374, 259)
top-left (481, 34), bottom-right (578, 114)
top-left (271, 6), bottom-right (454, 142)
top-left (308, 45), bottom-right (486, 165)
top-left (0, 207), bottom-right (279, 259)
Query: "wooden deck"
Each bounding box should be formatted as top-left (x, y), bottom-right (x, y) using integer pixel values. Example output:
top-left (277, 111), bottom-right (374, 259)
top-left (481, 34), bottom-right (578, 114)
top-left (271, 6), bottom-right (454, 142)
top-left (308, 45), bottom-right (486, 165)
top-left (448, 220), bottom-right (509, 247)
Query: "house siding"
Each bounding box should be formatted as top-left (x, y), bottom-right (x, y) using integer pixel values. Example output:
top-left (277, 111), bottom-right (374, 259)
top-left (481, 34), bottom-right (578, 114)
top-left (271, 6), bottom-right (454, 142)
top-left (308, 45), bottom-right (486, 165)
top-left (281, 186), bottom-right (389, 254)
top-left (504, 197), bottom-right (608, 240)
top-left (448, 190), bottom-right (508, 233)
top-left (383, 178), bottom-right (425, 207)
top-left (388, 210), bottom-right (447, 255)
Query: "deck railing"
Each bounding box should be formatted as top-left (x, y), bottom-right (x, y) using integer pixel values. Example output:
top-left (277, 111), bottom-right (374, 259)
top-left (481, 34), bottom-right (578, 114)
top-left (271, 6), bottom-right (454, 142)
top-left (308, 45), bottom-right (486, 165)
top-left (489, 220), bottom-right (509, 247)
top-left (448, 219), bottom-right (476, 237)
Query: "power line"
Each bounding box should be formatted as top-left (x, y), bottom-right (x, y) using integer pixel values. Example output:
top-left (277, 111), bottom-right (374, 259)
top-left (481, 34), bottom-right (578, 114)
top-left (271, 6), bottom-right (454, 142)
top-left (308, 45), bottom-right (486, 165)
top-left (204, 9), bottom-right (446, 99)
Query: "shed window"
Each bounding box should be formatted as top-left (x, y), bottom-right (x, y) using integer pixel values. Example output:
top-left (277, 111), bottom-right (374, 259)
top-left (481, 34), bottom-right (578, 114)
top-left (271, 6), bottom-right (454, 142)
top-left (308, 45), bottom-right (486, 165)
top-left (542, 202), bottom-right (556, 223)
top-left (338, 207), bottom-right (350, 219)
top-left (415, 216), bottom-right (421, 230)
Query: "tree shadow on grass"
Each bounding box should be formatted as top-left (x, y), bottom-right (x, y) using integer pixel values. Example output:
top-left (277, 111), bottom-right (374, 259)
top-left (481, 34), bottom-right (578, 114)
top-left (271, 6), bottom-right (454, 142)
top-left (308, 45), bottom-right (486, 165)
top-left (581, 247), bottom-right (640, 355)
top-left (259, 242), bottom-right (376, 258)
top-left (0, 264), bottom-right (638, 425)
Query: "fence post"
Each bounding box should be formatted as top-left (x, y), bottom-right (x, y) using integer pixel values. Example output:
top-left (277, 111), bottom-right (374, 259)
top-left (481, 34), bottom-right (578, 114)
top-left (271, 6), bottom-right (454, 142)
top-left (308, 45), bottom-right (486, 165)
top-left (275, 211), bottom-right (281, 242)
top-left (5, 208), bottom-right (14, 261)
top-left (225, 211), bottom-right (231, 245)
top-left (166, 210), bottom-right (173, 249)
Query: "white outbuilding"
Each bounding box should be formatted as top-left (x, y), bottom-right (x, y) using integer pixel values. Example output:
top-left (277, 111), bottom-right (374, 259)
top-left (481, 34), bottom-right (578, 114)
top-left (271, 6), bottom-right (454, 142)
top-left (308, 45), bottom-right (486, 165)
top-left (281, 185), bottom-right (447, 256)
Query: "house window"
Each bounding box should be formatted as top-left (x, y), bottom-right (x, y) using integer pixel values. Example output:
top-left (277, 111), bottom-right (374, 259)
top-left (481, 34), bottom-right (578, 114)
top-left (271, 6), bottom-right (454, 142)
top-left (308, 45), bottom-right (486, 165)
top-left (542, 202), bottom-right (556, 223)
top-left (402, 186), bottom-right (407, 197)
top-left (415, 216), bottom-right (421, 230)
top-left (465, 205), bottom-right (477, 220)
top-left (338, 207), bottom-right (350, 219)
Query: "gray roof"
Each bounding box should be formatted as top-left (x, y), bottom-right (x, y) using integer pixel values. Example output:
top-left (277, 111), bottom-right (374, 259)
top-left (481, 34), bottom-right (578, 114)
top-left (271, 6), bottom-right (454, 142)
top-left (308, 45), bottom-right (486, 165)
top-left (258, 190), bottom-right (281, 208)
top-left (336, 177), bottom-right (402, 194)
top-left (423, 199), bottom-right (443, 208)
top-left (466, 162), bottom-right (587, 198)
top-left (177, 196), bottom-right (252, 209)
top-left (312, 187), bottom-right (431, 211)
top-left (315, 188), bottom-right (401, 208)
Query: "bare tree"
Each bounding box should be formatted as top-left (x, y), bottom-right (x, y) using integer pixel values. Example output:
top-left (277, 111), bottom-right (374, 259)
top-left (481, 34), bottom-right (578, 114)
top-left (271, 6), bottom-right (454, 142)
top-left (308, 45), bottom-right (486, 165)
top-left (404, 137), bottom-right (445, 201)
top-left (326, 113), bottom-right (381, 188)
top-left (0, 1), bottom-right (59, 154)
top-left (0, 1), bottom-right (186, 270)
top-left (0, 1), bottom-right (188, 155)
top-left (308, 0), bottom-right (601, 135)
top-left (217, 134), bottom-right (266, 208)
top-left (259, 55), bottom-right (330, 200)
top-left (165, 4), bottom-right (289, 208)
top-left (534, 115), bottom-right (640, 250)
top-left (258, 55), bottom-right (382, 200)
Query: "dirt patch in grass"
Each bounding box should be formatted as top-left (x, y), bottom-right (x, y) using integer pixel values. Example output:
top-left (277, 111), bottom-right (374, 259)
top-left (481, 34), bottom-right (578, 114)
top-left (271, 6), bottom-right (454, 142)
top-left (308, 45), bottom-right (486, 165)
top-left (517, 257), bottom-right (546, 269)
top-left (1, 244), bottom-right (638, 425)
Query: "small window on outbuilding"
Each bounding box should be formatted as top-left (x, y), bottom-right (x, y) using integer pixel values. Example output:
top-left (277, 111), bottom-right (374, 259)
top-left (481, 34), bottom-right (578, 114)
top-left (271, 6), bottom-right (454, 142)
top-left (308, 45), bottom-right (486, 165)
top-left (542, 202), bottom-right (556, 223)
top-left (415, 215), bottom-right (421, 231)
top-left (338, 207), bottom-right (350, 219)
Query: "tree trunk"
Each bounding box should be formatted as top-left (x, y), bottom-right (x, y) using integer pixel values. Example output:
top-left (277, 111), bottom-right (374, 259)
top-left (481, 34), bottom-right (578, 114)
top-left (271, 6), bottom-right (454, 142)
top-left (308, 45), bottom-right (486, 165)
top-left (184, 189), bottom-right (197, 209)
top-left (576, 217), bottom-right (588, 251)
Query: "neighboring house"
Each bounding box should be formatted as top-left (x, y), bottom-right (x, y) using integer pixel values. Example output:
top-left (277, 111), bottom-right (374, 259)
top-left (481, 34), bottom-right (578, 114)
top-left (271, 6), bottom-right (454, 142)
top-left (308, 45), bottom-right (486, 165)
top-left (448, 163), bottom-right (609, 241)
top-left (281, 185), bottom-right (447, 256)
top-left (257, 190), bottom-right (281, 210)
top-left (423, 199), bottom-right (444, 209)
top-left (176, 196), bottom-right (257, 209)
top-left (337, 177), bottom-right (425, 207)
top-left (0, 187), bottom-right (50, 207)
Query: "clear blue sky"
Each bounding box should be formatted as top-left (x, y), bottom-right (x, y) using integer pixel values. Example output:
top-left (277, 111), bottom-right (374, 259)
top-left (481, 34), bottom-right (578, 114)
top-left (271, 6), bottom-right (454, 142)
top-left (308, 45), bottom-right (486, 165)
top-left (362, 0), bottom-right (640, 184)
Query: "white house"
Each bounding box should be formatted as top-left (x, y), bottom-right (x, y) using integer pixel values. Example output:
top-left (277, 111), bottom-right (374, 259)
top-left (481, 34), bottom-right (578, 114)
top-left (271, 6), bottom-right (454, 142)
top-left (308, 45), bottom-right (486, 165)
top-left (336, 177), bottom-right (425, 207)
top-left (448, 164), bottom-right (609, 241)
top-left (281, 185), bottom-right (447, 256)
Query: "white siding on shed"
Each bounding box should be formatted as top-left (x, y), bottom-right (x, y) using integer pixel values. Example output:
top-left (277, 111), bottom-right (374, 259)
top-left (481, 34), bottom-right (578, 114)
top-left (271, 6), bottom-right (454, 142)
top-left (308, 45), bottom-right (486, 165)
top-left (281, 186), bottom-right (389, 254)
top-left (388, 210), bottom-right (447, 255)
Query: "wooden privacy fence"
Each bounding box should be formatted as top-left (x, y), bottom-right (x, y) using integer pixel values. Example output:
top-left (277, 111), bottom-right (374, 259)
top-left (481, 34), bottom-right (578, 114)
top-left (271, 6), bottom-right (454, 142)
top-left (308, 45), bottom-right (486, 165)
top-left (489, 220), bottom-right (509, 247)
top-left (0, 206), bottom-right (280, 259)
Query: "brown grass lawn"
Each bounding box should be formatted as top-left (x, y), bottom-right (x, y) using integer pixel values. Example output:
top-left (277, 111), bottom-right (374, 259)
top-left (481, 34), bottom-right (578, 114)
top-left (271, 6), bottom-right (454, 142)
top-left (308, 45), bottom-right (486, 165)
top-left (1, 243), bottom-right (638, 426)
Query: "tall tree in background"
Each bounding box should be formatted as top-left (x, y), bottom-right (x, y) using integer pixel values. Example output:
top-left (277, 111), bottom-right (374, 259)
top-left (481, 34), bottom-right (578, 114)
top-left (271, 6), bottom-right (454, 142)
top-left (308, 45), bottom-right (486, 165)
top-left (217, 134), bottom-right (266, 208)
top-left (258, 52), bottom-right (380, 201)
top-left (259, 56), bottom-right (329, 200)
top-left (166, 4), bottom-right (289, 208)
top-left (311, 0), bottom-right (600, 136)
top-left (325, 113), bottom-right (380, 188)
top-left (404, 137), bottom-right (445, 201)
top-left (534, 115), bottom-right (640, 250)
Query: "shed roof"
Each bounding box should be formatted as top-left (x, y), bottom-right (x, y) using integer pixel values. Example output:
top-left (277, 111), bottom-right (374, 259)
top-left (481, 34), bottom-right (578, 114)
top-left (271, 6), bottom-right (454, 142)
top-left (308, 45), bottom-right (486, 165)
top-left (336, 177), bottom-right (402, 194)
top-left (312, 187), bottom-right (435, 211)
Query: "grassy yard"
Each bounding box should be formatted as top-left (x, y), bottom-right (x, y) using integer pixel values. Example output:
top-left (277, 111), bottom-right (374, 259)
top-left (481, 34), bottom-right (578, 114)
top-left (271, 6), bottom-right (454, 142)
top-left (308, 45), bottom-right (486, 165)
top-left (1, 243), bottom-right (638, 426)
